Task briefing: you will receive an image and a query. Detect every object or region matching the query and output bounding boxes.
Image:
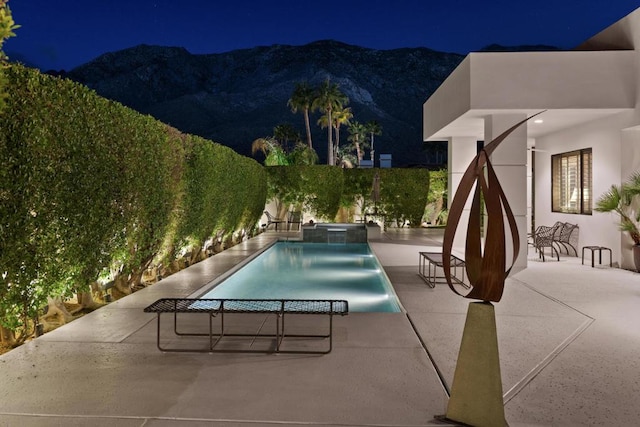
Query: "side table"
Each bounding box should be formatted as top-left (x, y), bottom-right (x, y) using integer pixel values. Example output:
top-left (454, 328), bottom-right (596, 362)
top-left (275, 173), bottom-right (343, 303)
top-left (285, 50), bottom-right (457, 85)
top-left (581, 246), bottom-right (612, 268)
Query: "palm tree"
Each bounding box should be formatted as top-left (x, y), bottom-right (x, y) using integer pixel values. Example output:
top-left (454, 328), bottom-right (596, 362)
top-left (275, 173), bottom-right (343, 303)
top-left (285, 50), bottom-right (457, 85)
top-left (595, 172), bottom-right (640, 245)
top-left (287, 81), bottom-right (315, 150)
top-left (288, 143), bottom-right (319, 165)
top-left (332, 106), bottom-right (353, 164)
top-left (273, 123), bottom-right (301, 153)
top-left (596, 172), bottom-right (640, 271)
top-left (251, 137), bottom-right (289, 166)
top-left (365, 120), bottom-right (382, 162)
top-left (335, 145), bottom-right (357, 168)
top-left (312, 78), bottom-right (348, 165)
top-left (347, 121), bottom-right (368, 164)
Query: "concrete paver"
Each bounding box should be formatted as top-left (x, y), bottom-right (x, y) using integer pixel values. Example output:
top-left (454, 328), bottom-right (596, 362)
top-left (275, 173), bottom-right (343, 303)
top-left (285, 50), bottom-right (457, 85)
top-left (1, 229), bottom-right (639, 426)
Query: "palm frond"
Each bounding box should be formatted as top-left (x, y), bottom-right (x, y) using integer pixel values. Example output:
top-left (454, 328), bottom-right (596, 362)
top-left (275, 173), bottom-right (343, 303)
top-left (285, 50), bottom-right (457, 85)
top-left (596, 174), bottom-right (640, 245)
top-left (594, 185), bottom-right (622, 212)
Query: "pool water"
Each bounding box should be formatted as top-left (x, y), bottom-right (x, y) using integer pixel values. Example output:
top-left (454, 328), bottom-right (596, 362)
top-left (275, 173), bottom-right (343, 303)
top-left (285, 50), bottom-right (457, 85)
top-left (199, 242), bottom-right (401, 312)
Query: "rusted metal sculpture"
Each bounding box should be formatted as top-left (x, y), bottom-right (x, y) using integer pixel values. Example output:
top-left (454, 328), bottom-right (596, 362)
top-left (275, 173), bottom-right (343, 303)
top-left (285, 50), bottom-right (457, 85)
top-left (442, 114), bottom-right (541, 302)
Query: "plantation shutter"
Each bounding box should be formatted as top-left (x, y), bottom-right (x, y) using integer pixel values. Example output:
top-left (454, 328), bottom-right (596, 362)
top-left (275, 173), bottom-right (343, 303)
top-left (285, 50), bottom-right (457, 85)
top-left (581, 149), bottom-right (592, 214)
top-left (551, 148), bottom-right (592, 214)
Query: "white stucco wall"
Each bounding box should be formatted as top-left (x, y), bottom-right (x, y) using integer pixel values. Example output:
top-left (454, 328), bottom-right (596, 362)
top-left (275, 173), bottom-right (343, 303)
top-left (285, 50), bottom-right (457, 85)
top-left (469, 51), bottom-right (636, 110)
top-left (534, 111), bottom-right (638, 268)
top-left (423, 50), bottom-right (635, 142)
top-left (531, 8), bottom-right (640, 269)
top-left (423, 7), bottom-right (640, 270)
top-left (423, 57), bottom-right (471, 140)
top-left (577, 8), bottom-right (640, 51)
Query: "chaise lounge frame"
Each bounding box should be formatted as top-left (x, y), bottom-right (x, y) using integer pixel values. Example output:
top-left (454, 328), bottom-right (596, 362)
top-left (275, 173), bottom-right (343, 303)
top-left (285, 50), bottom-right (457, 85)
top-left (144, 298), bottom-right (348, 354)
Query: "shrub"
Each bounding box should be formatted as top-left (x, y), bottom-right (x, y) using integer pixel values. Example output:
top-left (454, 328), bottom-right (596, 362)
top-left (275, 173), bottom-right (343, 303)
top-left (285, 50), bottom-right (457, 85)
top-left (266, 166), bottom-right (430, 225)
top-left (0, 65), bottom-right (266, 340)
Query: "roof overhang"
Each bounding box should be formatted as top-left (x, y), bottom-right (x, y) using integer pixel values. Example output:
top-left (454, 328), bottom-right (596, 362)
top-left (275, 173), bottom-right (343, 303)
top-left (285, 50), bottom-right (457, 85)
top-left (423, 50), bottom-right (636, 141)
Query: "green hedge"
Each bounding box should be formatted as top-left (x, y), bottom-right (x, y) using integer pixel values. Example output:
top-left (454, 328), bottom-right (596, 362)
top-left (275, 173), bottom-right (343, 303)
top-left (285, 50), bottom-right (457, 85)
top-left (424, 169), bottom-right (447, 225)
top-left (266, 166), bottom-right (430, 225)
top-left (0, 65), bottom-right (265, 340)
top-left (378, 168), bottom-right (431, 226)
top-left (177, 134), bottom-right (266, 252)
top-left (265, 165), bottom-right (344, 220)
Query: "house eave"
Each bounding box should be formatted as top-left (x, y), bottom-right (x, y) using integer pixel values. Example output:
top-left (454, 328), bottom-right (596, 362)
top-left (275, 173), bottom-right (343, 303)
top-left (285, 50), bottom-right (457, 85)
top-left (423, 50), bottom-right (636, 141)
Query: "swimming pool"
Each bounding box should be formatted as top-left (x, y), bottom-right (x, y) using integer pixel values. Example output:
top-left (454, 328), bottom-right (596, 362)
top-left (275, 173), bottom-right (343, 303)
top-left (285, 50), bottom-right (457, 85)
top-left (198, 242), bottom-right (402, 312)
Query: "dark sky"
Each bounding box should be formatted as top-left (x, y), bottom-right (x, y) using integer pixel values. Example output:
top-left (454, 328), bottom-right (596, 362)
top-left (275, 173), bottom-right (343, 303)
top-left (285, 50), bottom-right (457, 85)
top-left (6, 0), bottom-right (640, 71)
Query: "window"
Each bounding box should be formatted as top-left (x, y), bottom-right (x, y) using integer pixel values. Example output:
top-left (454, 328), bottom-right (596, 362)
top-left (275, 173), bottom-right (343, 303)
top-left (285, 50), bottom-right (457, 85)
top-left (552, 148), bottom-right (592, 214)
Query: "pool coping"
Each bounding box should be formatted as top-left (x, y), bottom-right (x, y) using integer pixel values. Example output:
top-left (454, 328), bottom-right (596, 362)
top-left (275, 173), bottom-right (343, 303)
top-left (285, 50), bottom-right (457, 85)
top-left (192, 239), bottom-right (404, 313)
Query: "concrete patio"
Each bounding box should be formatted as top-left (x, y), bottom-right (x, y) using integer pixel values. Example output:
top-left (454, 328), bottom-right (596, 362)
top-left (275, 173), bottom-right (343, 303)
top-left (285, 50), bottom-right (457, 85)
top-left (1, 228), bottom-right (639, 426)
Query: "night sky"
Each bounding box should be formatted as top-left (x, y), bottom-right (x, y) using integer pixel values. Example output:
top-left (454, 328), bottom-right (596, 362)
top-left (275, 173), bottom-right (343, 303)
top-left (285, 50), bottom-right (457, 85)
top-left (6, 0), bottom-right (640, 72)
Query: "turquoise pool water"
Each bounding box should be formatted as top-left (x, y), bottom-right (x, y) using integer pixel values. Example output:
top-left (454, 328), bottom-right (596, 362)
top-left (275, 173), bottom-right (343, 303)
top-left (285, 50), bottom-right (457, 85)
top-left (199, 242), bottom-right (401, 312)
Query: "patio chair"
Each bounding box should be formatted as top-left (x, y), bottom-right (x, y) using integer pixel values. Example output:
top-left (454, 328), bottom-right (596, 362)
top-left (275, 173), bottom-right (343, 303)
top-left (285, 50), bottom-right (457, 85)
top-left (532, 223), bottom-right (560, 262)
top-left (264, 211), bottom-right (284, 230)
top-left (553, 222), bottom-right (579, 256)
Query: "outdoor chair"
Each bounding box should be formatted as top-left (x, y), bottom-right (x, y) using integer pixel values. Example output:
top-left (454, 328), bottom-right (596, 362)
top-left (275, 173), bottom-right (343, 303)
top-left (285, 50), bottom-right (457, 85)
top-left (264, 211), bottom-right (284, 230)
top-left (532, 223), bottom-right (561, 262)
top-left (553, 222), bottom-right (579, 256)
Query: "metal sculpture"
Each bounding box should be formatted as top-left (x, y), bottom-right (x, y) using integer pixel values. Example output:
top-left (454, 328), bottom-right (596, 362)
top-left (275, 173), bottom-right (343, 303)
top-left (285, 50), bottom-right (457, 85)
top-left (442, 113), bottom-right (542, 426)
top-left (442, 114), bottom-right (542, 302)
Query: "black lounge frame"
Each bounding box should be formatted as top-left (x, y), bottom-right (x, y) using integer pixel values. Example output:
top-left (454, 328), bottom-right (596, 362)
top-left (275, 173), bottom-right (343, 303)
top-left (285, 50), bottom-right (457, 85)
top-left (144, 298), bottom-right (348, 354)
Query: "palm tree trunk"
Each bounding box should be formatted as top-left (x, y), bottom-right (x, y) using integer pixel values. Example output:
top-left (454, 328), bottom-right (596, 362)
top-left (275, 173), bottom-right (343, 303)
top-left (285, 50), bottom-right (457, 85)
top-left (304, 108), bottom-right (313, 149)
top-left (327, 110), bottom-right (333, 165)
top-left (370, 132), bottom-right (375, 162)
top-left (334, 124), bottom-right (340, 164)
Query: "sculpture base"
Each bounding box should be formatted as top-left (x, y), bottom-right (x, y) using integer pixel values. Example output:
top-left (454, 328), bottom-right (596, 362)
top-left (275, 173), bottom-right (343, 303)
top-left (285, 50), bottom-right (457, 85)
top-left (445, 301), bottom-right (505, 427)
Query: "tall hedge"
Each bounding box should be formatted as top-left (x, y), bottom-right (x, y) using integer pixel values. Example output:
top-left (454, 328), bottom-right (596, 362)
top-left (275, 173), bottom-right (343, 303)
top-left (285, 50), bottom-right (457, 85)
top-left (0, 65), bottom-right (266, 339)
top-left (377, 168), bottom-right (431, 226)
top-left (342, 168), bottom-right (376, 209)
top-left (177, 134), bottom-right (266, 251)
top-left (266, 166), bottom-right (345, 220)
top-left (266, 166), bottom-right (430, 225)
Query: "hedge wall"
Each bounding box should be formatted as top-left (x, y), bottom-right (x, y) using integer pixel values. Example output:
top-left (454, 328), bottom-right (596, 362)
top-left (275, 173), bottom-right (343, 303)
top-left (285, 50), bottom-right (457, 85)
top-left (0, 65), bottom-right (265, 340)
top-left (378, 168), bottom-right (431, 226)
top-left (266, 166), bottom-right (430, 225)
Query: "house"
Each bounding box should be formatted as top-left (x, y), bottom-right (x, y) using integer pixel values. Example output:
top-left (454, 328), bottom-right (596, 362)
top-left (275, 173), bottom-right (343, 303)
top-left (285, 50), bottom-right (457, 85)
top-left (423, 7), bottom-right (640, 271)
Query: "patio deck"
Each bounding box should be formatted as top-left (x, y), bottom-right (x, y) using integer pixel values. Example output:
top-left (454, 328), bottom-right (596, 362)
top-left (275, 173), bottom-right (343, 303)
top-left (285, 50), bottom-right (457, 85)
top-left (1, 228), bottom-right (639, 426)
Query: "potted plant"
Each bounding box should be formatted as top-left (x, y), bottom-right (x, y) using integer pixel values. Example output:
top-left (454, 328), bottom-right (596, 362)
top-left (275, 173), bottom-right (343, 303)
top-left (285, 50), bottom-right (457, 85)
top-left (595, 172), bottom-right (640, 271)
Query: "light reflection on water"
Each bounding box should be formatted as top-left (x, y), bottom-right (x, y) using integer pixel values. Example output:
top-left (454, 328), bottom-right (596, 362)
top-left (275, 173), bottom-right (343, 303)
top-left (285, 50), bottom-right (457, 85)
top-left (200, 242), bottom-right (401, 312)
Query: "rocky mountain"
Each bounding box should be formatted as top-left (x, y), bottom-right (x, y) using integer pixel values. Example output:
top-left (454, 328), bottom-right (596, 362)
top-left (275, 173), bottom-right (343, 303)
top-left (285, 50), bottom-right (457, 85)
top-left (62, 41), bottom-right (465, 166)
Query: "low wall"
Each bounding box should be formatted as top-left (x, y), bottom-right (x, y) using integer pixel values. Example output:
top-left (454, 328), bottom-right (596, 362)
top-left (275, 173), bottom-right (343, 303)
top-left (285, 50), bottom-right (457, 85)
top-left (302, 223), bottom-right (368, 243)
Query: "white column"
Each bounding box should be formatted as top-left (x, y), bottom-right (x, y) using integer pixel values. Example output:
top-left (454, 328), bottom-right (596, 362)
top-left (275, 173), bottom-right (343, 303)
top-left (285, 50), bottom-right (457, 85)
top-left (448, 137), bottom-right (478, 256)
top-left (527, 137), bottom-right (535, 237)
top-left (620, 129), bottom-right (640, 269)
top-left (485, 114), bottom-right (528, 272)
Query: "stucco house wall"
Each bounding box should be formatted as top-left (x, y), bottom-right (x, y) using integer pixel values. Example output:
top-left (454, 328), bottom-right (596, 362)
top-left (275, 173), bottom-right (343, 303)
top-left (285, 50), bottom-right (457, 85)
top-left (423, 7), bottom-right (640, 270)
top-left (535, 112), bottom-right (634, 266)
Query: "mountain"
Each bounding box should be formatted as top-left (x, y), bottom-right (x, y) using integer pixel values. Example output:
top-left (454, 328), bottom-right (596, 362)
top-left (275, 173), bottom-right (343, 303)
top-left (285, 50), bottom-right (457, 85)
top-left (62, 41), bottom-right (465, 166)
